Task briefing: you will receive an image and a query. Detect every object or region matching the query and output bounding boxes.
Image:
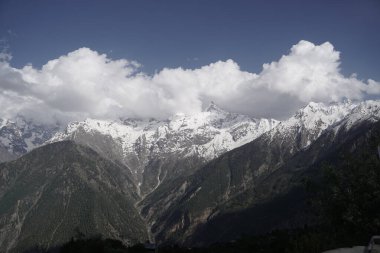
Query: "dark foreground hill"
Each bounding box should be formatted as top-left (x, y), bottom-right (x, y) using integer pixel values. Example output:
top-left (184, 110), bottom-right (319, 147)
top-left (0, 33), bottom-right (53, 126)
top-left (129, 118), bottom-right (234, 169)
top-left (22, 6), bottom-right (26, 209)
top-left (0, 141), bottom-right (148, 253)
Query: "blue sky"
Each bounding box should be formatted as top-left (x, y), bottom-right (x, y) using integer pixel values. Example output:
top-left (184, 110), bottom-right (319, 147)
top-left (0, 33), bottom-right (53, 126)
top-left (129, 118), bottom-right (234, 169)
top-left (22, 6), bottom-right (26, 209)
top-left (0, 0), bottom-right (380, 123)
top-left (0, 0), bottom-right (379, 79)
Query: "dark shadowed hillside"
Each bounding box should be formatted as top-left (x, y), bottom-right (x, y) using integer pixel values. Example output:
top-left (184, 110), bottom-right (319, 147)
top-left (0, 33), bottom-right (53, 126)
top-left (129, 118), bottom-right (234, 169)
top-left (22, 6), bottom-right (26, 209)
top-left (0, 141), bottom-right (148, 253)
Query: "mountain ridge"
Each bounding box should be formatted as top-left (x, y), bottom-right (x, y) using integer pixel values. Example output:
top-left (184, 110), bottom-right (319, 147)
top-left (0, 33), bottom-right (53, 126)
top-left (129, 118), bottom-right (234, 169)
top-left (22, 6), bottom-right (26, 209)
top-left (0, 100), bottom-right (380, 251)
top-left (140, 100), bottom-right (380, 246)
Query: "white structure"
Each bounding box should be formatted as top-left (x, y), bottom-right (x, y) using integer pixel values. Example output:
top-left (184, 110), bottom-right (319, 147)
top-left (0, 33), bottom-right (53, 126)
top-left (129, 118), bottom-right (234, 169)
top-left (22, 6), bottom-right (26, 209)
top-left (322, 246), bottom-right (365, 253)
top-left (367, 236), bottom-right (380, 253)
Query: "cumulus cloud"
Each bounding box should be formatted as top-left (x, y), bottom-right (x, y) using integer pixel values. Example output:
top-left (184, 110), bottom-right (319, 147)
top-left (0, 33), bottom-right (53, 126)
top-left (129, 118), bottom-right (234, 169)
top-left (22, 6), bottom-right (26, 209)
top-left (0, 40), bottom-right (379, 124)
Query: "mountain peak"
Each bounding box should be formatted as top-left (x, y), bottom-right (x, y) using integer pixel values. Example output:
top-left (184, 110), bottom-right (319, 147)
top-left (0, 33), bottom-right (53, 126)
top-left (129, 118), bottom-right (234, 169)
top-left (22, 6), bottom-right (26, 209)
top-left (205, 101), bottom-right (226, 113)
top-left (297, 100), bottom-right (356, 117)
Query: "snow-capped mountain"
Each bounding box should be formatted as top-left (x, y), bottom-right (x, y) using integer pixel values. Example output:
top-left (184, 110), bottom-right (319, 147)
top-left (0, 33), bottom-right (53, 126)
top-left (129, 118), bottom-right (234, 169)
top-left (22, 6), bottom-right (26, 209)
top-left (279, 101), bottom-right (355, 134)
top-left (266, 100), bottom-right (380, 155)
top-left (48, 102), bottom-right (279, 195)
top-left (1, 100), bottom-right (380, 252)
top-left (137, 100), bottom-right (380, 246)
top-left (50, 102), bottom-right (278, 160)
top-left (0, 117), bottom-right (60, 161)
top-left (335, 100), bottom-right (380, 130)
top-left (267, 100), bottom-right (357, 151)
top-left (1, 100), bottom-right (379, 195)
top-left (1, 100), bottom-right (378, 168)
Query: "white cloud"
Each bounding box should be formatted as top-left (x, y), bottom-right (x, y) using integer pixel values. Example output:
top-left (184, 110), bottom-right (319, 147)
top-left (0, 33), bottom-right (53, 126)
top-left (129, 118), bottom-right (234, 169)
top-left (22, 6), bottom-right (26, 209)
top-left (257, 41), bottom-right (364, 102)
top-left (0, 40), bottom-right (379, 124)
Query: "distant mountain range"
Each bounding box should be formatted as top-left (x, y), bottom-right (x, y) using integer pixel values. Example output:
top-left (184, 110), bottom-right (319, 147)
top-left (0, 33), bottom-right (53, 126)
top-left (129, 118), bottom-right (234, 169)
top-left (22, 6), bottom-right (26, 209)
top-left (0, 100), bottom-right (379, 252)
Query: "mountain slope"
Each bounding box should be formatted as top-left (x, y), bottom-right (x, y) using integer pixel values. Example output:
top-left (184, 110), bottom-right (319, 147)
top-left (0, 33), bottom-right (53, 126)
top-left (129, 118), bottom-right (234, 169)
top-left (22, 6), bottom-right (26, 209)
top-left (0, 143), bottom-right (17, 163)
top-left (1, 100), bottom-right (379, 250)
top-left (0, 141), bottom-right (148, 253)
top-left (138, 100), bottom-right (380, 246)
top-left (186, 112), bottom-right (380, 246)
top-left (48, 103), bottom-right (278, 196)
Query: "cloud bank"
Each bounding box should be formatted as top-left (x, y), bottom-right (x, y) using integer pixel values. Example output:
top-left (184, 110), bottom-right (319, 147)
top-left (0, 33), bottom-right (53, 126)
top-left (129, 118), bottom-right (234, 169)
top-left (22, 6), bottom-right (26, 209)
top-left (0, 40), bottom-right (379, 124)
